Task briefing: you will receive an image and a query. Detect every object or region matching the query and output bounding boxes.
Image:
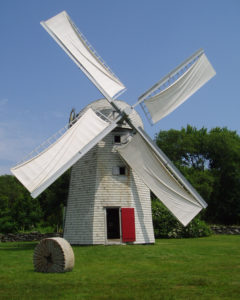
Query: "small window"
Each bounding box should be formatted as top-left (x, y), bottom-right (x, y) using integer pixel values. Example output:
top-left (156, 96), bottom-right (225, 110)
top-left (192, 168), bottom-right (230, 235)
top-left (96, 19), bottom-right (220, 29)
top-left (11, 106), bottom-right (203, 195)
top-left (119, 167), bottom-right (126, 175)
top-left (114, 135), bottom-right (121, 143)
top-left (112, 166), bottom-right (127, 176)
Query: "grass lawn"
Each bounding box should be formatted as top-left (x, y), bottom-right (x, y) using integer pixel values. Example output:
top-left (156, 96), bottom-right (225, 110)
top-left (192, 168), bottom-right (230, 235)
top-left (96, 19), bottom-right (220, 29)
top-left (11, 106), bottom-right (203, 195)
top-left (0, 235), bottom-right (239, 300)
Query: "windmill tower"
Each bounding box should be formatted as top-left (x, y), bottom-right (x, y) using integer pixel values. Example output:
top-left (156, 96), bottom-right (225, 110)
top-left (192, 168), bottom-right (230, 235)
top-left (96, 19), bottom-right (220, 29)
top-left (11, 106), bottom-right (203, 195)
top-left (11, 11), bottom-right (216, 245)
top-left (64, 99), bottom-right (154, 244)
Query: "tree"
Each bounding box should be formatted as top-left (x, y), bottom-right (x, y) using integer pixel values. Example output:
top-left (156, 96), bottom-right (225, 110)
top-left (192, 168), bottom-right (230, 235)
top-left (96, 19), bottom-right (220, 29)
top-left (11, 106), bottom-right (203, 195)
top-left (205, 128), bottom-right (240, 224)
top-left (155, 125), bottom-right (240, 225)
top-left (37, 169), bottom-right (71, 230)
top-left (0, 170), bottom-right (70, 233)
top-left (0, 175), bottom-right (42, 233)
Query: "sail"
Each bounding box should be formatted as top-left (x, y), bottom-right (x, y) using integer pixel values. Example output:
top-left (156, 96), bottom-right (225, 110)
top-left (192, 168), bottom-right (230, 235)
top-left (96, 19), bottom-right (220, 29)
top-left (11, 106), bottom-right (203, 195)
top-left (143, 53), bottom-right (216, 123)
top-left (11, 108), bottom-right (117, 198)
top-left (117, 131), bottom-right (206, 226)
top-left (41, 11), bottom-right (126, 101)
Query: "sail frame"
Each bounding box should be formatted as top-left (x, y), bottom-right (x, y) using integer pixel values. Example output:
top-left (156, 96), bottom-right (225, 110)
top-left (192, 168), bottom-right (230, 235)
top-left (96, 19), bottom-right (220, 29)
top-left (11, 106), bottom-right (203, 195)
top-left (11, 108), bottom-right (120, 198)
top-left (134, 49), bottom-right (215, 124)
top-left (137, 49), bottom-right (204, 104)
top-left (41, 11), bottom-right (126, 102)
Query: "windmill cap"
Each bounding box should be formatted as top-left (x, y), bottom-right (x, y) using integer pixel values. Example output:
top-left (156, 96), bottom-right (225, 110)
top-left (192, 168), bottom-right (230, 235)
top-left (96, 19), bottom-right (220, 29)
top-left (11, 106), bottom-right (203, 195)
top-left (79, 99), bottom-right (144, 129)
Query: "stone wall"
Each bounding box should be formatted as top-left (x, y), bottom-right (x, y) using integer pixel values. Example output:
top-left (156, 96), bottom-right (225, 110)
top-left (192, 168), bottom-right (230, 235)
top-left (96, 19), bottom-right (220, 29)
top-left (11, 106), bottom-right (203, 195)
top-left (0, 232), bottom-right (63, 242)
top-left (1, 226), bottom-right (240, 242)
top-left (210, 225), bottom-right (240, 235)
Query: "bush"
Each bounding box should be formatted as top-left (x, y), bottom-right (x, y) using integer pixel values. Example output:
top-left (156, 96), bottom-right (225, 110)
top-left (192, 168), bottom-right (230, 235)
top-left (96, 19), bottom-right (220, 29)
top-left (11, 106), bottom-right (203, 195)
top-left (0, 216), bottom-right (18, 234)
top-left (152, 198), bottom-right (212, 238)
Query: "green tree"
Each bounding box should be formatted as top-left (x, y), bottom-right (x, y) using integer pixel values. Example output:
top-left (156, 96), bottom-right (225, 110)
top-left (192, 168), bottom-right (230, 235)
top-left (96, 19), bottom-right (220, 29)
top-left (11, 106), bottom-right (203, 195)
top-left (0, 170), bottom-right (70, 233)
top-left (155, 125), bottom-right (215, 201)
top-left (0, 175), bottom-right (42, 233)
top-left (37, 170), bottom-right (71, 230)
top-left (205, 127), bottom-right (240, 224)
top-left (155, 125), bottom-right (240, 225)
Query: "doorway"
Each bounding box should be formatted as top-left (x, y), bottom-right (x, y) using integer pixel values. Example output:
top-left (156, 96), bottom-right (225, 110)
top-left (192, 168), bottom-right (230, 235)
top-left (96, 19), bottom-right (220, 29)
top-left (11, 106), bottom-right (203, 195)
top-left (106, 208), bottom-right (120, 240)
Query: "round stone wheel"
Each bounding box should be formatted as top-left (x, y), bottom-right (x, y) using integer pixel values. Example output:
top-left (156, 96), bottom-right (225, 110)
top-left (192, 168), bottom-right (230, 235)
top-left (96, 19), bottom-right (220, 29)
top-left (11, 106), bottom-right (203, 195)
top-left (33, 237), bottom-right (74, 273)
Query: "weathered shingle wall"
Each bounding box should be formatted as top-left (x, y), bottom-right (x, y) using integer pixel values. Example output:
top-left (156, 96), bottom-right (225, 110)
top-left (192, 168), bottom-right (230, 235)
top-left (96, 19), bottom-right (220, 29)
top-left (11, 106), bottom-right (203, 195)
top-left (64, 147), bottom-right (97, 244)
top-left (63, 99), bottom-right (155, 245)
top-left (64, 130), bottom-right (155, 245)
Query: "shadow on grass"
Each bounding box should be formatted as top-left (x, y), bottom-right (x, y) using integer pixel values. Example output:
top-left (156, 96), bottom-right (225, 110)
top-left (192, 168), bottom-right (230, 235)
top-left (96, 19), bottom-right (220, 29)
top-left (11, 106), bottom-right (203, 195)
top-left (0, 242), bottom-right (37, 251)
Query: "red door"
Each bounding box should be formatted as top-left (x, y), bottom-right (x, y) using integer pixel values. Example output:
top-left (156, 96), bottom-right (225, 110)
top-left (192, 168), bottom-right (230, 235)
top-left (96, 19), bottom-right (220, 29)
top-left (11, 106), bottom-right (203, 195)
top-left (121, 208), bottom-right (136, 242)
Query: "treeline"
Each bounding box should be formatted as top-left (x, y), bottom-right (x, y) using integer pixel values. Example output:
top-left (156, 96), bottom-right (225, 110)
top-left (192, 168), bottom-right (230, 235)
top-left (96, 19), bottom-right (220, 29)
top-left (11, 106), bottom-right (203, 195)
top-left (0, 126), bottom-right (239, 234)
top-left (0, 171), bottom-right (70, 233)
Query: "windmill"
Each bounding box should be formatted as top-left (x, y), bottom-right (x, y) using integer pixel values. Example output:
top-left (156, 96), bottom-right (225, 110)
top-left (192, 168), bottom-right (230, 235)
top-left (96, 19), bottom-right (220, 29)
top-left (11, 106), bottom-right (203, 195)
top-left (11, 11), bottom-right (216, 245)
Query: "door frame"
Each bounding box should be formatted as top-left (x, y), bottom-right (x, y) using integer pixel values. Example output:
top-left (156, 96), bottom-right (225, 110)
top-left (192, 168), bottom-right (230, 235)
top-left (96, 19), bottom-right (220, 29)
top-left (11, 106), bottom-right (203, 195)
top-left (104, 207), bottom-right (122, 245)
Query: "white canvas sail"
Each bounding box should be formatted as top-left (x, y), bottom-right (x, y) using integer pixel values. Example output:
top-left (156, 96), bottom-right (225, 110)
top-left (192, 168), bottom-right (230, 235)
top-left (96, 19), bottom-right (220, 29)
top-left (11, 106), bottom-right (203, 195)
top-left (11, 108), bottom-right (117, 198)
top-left (143, 53), bottom-right (216, 123)
top-left (117, 132), bottom-right (206, 226)
top-left (41, 11), bottom-right (126, 101)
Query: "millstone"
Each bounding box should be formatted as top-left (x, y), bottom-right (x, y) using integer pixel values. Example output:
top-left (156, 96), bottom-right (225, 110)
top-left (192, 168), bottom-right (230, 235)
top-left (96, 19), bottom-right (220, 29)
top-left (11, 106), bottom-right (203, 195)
top-left (33, 237), bottom-right (74, 273)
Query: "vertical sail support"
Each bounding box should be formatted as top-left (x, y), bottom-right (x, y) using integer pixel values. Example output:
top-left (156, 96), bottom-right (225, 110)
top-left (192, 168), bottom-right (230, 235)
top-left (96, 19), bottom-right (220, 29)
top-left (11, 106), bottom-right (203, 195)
top-left (136, 50), bottom-right (216, 124)
top-left (41, 11), bottom-right (126, 102)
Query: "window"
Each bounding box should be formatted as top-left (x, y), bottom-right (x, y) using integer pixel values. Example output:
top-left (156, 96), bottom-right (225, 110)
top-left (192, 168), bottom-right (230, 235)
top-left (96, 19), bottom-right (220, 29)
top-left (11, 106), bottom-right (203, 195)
top-left (114, 135), bottom-right (121, 143)
top-left (112, 166), bottom-right (127, 176)
top-left (119, 167), bottom-right (126, 175)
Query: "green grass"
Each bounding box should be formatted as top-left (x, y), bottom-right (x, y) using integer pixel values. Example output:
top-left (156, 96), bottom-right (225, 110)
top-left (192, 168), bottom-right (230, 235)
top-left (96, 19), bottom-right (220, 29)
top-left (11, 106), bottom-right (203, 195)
top-left (0, 235), bottom-right (240, 299)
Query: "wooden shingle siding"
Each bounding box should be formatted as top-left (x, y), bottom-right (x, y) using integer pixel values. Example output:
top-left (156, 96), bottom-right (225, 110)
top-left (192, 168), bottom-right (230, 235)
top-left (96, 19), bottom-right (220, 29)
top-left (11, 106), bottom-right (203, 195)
top-left (63, 99), bottom-right (155, 245)
top-left (64, 147), bottom-right (98, 244)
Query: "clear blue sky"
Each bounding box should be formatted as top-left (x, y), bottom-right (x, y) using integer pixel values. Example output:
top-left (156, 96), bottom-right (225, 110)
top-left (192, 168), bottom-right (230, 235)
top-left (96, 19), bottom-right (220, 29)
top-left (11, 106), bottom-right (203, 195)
top-left (0, 0), bottom-right (239, 175)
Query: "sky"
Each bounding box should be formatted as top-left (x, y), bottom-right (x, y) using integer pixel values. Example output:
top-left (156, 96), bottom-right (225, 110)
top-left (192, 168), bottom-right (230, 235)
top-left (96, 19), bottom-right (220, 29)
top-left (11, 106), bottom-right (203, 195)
top-left (0, 0), bottom-right (239, 175)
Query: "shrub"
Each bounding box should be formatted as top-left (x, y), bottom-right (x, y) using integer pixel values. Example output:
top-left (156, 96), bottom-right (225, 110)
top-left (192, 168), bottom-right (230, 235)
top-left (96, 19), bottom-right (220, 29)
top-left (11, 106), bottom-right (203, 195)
top-left (0, 216), bottom-right (18, 234)
top-left (152, 198), bottom-right (212, 238)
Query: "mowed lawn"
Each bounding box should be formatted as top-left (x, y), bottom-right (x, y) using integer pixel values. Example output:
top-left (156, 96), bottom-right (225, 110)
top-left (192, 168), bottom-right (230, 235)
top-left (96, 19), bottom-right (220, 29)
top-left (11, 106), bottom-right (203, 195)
top-left (0, 235), bottom-right (239, 300)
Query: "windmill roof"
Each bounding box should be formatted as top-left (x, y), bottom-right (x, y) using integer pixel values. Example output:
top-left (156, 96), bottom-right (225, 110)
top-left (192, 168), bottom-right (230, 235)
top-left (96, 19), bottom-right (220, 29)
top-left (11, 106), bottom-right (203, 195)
top-left (79, 99), bottom-right (144, 129)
